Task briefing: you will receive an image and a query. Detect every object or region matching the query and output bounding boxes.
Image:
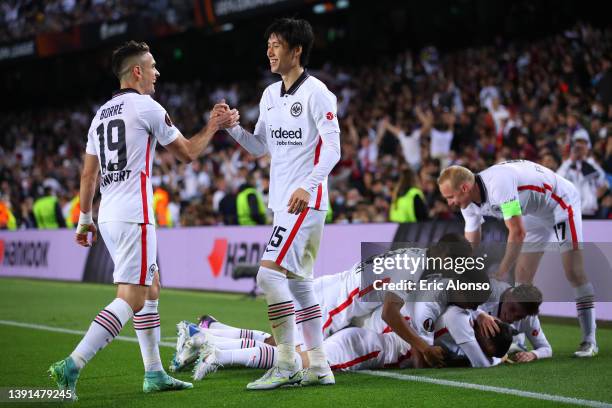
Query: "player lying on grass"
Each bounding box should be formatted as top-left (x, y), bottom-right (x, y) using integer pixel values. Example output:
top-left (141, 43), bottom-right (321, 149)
top-left (169, 307), bottom-right (515, 379)
top-left (473, 281), bottom-right (552, 362)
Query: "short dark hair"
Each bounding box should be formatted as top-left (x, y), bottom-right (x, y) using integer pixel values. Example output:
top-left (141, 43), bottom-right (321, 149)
top-left (490, 322), bottom-right (518, 358)
top-left (264, 18), bottom-right (314, 67)
top-left (511, 284), bottom-right (543, 315)
top-left (111, 41), bottom-right (150, 79)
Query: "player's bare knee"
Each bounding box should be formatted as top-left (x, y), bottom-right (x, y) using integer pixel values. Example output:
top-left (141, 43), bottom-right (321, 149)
top-left (146, 272), bottom-right (161, 300)
top-left (264, 336), bottom-right (277, 346)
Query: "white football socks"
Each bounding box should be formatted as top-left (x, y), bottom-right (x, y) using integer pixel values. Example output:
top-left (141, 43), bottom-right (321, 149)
top-left (257, 267), bottom-right (296, 372)
top-left (133, 299), bottom-right (163, 372)
top-left (71, 298), bottom-right (133, 370)
top-left (575, 283), bottom-right (597, 344)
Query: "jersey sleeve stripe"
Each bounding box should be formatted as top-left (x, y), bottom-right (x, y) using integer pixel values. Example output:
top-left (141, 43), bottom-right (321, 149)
top-left (322, 287), bottom-right (360, 331)
top-left (313, 136), bottom-right (323, 210)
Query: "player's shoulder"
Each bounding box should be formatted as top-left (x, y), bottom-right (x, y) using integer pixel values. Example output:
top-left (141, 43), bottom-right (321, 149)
top-left (303, 74), bottom-right (336, 98)
top-left (263, 81), bottom-right (282, 97)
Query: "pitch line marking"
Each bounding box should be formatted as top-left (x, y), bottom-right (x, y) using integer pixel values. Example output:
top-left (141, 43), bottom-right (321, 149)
top-left (0, 319), bottom-right (175, 348)
top-left (357, 370), bottom-right (612, 408)
top-left (2, 319), bottom-right (611, 407)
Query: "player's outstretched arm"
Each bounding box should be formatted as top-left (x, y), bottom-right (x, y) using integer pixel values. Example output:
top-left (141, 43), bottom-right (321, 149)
top-left (382, 293), bottom-right (445, 367)
top-left (165, 106), bottom-right (238, 163)
top-left (75, 153), bottom-right (99, 247)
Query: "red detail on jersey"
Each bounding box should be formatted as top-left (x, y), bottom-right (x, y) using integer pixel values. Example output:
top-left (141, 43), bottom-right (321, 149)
top-left (517, 184), bottom-right (579, 249)
top-left (434, 327), bottom-right (448, 339)
top-left (145, 135), bottom-right (151, 177)
top-left (165, 113), bottom-right (173, 127)
top-left (313, 137), bottom-right (323, 209)
top-left (381, 316), bottom-right (411, 334)
top-left (275, 208), bottom-right (309, 265)
top-left (140, 136), bottom-right (152, 224)
top-left (532, 329), bottom-right (539, 337)
top-left (322, 277), bottom-right (391, 332)
top-left (330, 350), bottom-right (380, 370)
top-left (208, 238), bottom-right (228, 278)
top-left (139, 224), bottom-right (147, 285)
top-left (326, 112), bottom-right (334, 120)
top-left (140, 172), bottom-right (149, 224)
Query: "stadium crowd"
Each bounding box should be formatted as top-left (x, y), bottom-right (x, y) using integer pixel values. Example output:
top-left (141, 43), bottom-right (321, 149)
top-left (1, 22), bottom-right (611, 229)
top-left (0, 0), bottom-right (189, 42)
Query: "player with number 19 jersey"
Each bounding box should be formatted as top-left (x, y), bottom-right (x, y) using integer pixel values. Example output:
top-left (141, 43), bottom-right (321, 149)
top-left (86, 88), bottom-right (179, 225)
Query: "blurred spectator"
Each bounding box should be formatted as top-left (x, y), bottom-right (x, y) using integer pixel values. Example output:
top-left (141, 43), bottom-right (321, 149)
top-left (557, 132), bottom-right (609, 218)
top-left (1, 22), bottom-right (611, 227)
top-left (389, 168), bottom-right (427, 223)
top-left (32, 186), bottom-right (66, 229)
top-left (0, 195), bottom-right (17, 230)
top-left (236, 178), bottom-right (267, 226)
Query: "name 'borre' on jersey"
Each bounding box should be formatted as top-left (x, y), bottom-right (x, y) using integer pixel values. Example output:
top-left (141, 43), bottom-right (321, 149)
top-left (255, 70), bottom-right (340, 212)
top-left (86, 88), bottom-right (179, 224)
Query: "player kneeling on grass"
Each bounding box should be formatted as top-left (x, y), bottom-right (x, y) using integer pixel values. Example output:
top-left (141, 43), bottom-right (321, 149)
top-left (474, 282), bottom-right (552, 362)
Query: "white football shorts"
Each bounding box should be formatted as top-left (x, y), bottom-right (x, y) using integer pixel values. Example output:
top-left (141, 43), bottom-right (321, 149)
top-left (99, 221), bottom-right (157, 286)
top-left (261, 208), bottom-right (326, 279)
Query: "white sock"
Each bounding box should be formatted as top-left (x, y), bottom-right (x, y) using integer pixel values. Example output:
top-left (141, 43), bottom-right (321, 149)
top-left (257, 267), bottom-right (296, 371)
top-left (575, 283), bottom-right (597, 344)
top-left (192, 333), bottom-right (266, 350)
top-left (217, 346), bottom-right (277, 369)
top-left (134, 299), bottom-right (163, 372)
top-left (203, 327), bottom-right (271, 342)
top-left (289, 279), bottom-right (325, 355)
top-left (307, 347), bottom-right (329, 371)
top-left (71, 298), bottom-right (133, 370)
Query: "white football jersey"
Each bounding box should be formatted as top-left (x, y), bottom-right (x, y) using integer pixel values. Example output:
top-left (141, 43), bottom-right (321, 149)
top-left (461, 160), bottom-right (579, 232)
top-left (476, 280), bottom-right (552, 359)
top-left (433, 305), bottom-right (475, 357)
top-left (86, 89), bottom-right (179, 224)
top-left (254, 71), bottom-right (340, 211)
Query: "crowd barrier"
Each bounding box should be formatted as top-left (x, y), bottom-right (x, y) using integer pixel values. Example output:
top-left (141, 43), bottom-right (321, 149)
top-left (1, 221), bottom-right (611, 319)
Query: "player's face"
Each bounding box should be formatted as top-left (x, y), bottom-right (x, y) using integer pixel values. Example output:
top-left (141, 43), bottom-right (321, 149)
top-left (267, 33), bottom-right (299, 75)
top-left (439, 181), bottom-right (472, 209)
top-left (138, 52), bottom-right (160, 95)
top-left (499, 301), bottom-right (528, 323)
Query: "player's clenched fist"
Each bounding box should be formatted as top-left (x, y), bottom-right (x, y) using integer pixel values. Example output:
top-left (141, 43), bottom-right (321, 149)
top-left (287, 188), bottom-right (310, 214)
top-left (75, 212), bottom-right (97, 247)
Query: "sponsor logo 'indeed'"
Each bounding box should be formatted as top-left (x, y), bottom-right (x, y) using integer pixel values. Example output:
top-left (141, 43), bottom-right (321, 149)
top-left (269, 126), bottom-right (303, 146)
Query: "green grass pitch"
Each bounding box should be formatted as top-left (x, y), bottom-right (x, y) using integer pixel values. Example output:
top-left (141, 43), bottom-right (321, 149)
top-left (0, 277), bottom-right (611, 408)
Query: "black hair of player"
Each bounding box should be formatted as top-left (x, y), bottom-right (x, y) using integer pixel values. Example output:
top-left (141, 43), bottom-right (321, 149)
top-left (510, 284), bottom-right (543, 315)
top-left (111, 41), bottom-right (150, 80)
top-left (264, 18), bottom-right (314, 67)
top-left (490, 321), bottom-right (518, 358)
